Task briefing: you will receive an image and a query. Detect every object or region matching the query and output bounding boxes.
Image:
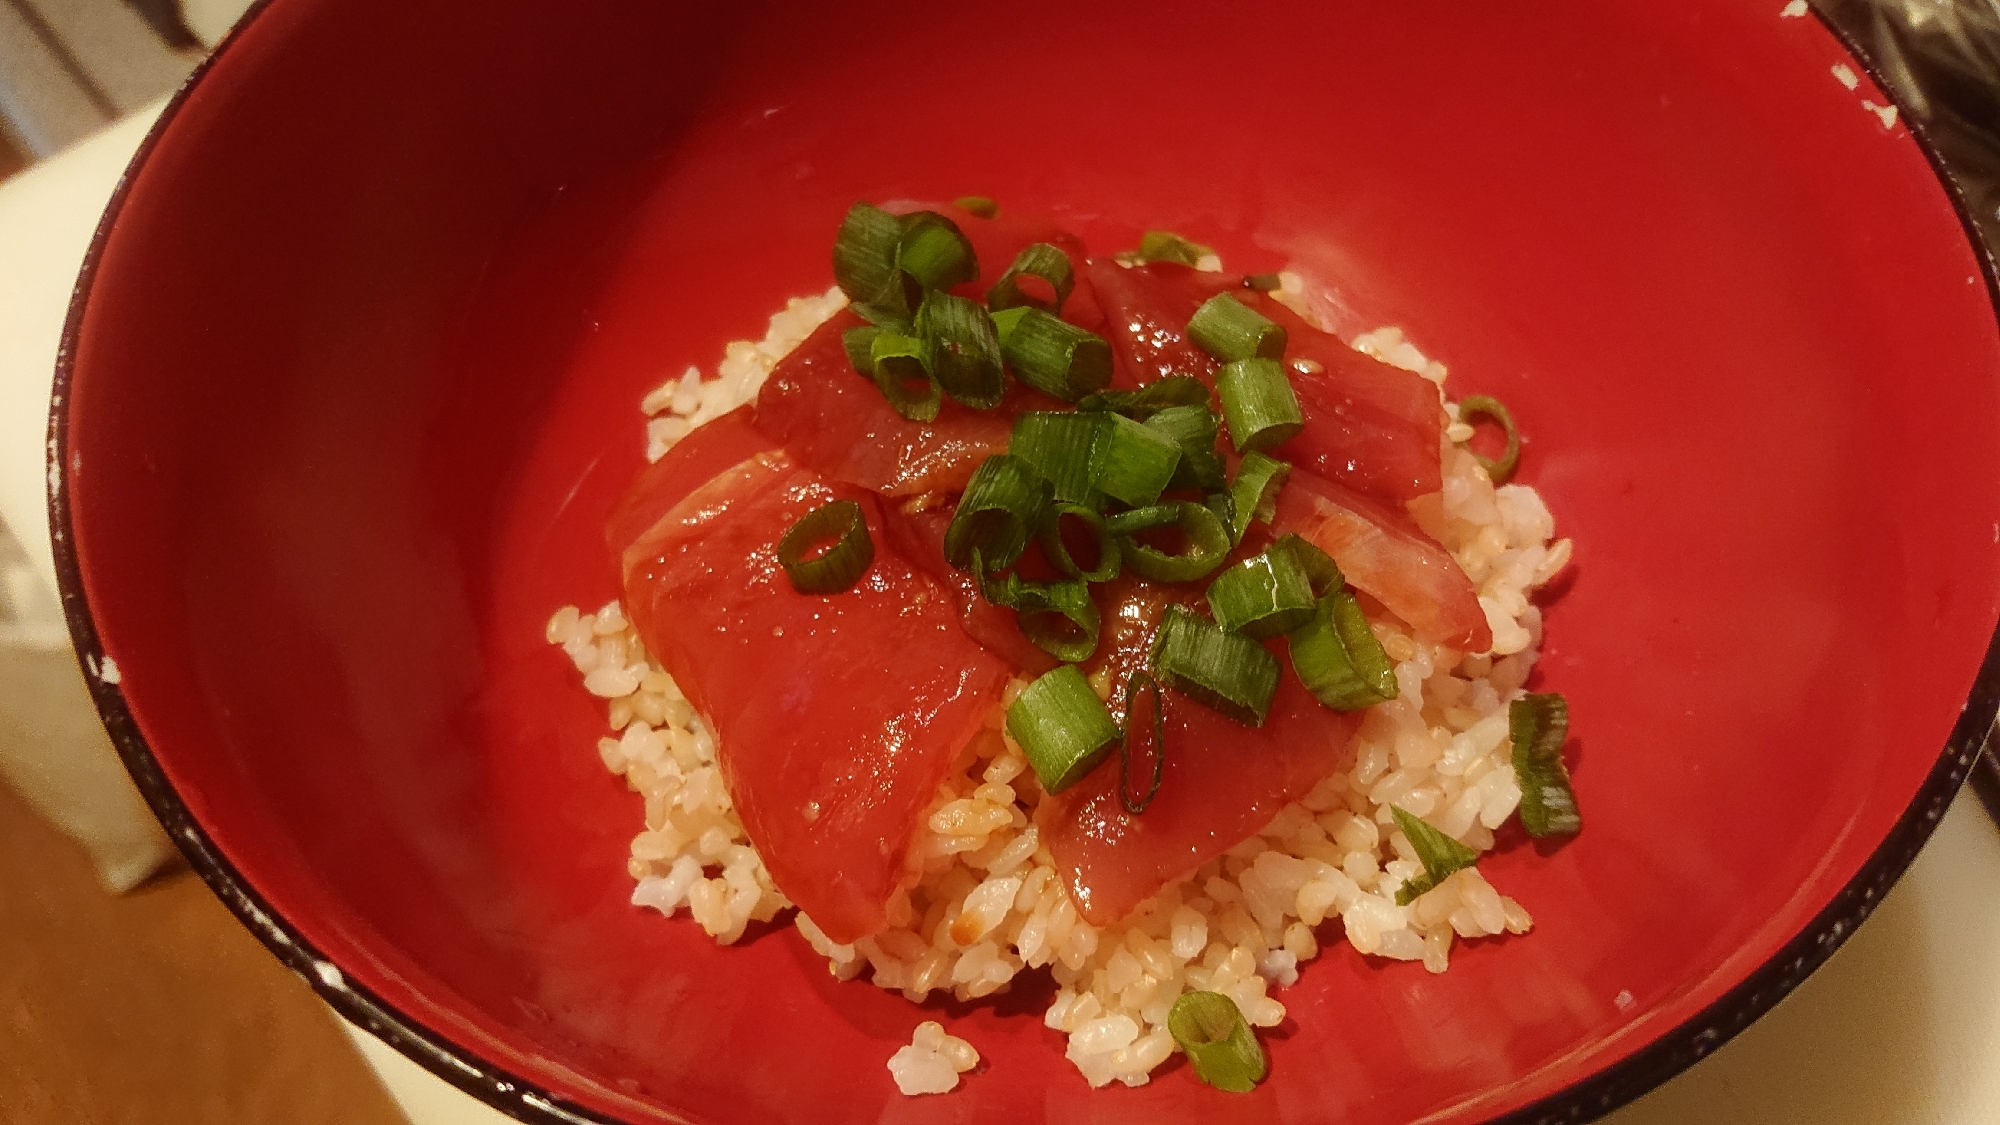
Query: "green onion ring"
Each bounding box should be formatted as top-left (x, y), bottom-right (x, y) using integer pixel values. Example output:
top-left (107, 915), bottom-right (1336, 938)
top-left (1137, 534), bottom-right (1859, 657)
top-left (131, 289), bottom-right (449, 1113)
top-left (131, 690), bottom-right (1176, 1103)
top-left (1119, 501), bottom-right (1233, 584)
top-left (1118, 671), bottom-right (1166, 814)
top-left (916, 290), bottom-right (1005, 409)
top-left (1007, 664), bottom-right (1119, 793)
top-left (1075, 375), bottom-right (1212, 420)
top-left (1167, 991), bottom-right (1266, 1092)
top-left (1037, 503), bottom-right (1120, 583)
top-left (1216, 357), bottom-right (1304, 453)
top-left (1510, 692), bottom-right (1580, 837)
top-left (775, 499), bottom-right (874, 594)
top-left (1287, 587), bottom-right (1398, 712)
top-left (1207, 545), bottom-right (1318, 639)
top-left (868, 331), bottom-right (941, 422)
top-left (944, 454), bottom-right (1052, 570)
top-left (1226, 453), bottom-right (1290, 543)
top-left (987, 242), bottom-right (1076, 315)
top-left (1151, 605), bottom-right (1280, 727)
top-left (1188, 292), bottom-right (1287, 363)
top-left (1457, 394), bottom-right (1522, 485)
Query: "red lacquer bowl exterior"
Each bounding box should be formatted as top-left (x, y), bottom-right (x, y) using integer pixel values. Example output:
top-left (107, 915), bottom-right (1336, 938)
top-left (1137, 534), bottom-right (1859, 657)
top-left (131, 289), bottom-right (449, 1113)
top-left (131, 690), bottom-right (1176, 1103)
top-left (49, 1), bottom-right (2000, 1122)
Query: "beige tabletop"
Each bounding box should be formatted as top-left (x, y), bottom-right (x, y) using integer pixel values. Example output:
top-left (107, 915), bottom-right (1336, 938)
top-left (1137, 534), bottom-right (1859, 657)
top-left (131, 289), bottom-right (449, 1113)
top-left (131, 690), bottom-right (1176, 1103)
top-left (4, 106), bottom-right (1998, 1125)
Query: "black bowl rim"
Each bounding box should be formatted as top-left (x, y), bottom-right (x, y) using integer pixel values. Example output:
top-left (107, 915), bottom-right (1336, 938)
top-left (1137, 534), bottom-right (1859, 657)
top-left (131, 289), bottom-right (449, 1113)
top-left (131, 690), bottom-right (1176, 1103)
top-left (42, 4), bottom-right (2000, 1123)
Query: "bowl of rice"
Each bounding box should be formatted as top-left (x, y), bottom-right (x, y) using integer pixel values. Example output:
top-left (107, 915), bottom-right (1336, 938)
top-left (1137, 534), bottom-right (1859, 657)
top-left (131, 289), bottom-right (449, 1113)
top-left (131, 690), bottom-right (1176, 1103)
top-left (49, 0), bottom-right (2000, 1122)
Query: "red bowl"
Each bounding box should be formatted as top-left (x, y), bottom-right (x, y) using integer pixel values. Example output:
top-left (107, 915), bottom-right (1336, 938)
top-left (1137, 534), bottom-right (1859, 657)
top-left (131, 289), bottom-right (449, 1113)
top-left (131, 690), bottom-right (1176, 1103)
top-left (50, 0), bottom-right (2000, 1121)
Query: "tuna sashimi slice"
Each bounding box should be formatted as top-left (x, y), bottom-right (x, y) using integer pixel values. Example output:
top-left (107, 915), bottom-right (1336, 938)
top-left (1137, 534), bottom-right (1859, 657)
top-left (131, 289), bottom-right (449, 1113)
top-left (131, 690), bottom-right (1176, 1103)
top-left (1043, 582), bottom-right (1361, 926)
top-left (602, 406), bottom-right (774, 557)
top-left (1242, 293), bottom-right (1447, 505)
top-left (1085, 259), bottom-right (1238, 389)
top-left (752, 310), bottom-right (1015, 496)
top-left (621, 451), bottom-right (1008, 943)
top-left (1274, 469), bottom-right (1492, 653)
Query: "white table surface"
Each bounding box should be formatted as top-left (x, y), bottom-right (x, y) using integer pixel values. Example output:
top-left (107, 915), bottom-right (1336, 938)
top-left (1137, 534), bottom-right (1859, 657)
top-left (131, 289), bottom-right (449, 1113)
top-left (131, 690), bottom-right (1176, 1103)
top-left (5, 105), bottom-right (1998, 1125)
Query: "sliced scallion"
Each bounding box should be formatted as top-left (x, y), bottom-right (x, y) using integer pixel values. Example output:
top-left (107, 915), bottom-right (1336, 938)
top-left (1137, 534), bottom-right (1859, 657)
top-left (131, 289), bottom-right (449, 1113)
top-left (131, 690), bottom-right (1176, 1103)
top-left (944, 454), bottom-right (1051, 570)
top-left (1287, 587), bottom-right (1398, 712)
top-left (1145, 404), bottom-right (1227, 491)
top-left (894, 210), bottom-right (978, 297)
top-left (1037, 503), bottom-right (1120, 583)
top-left (1075, 375), bottom-right (1211, 419)
top-left (1226, 453), bottom-right (1290, 544)
top-left (1510, 692), bottom-right (1580, 837)
top-left (1090, 413), bottom-right (1182, 507)
top-left (868, 331), bottom-right (941, 422)
top-left (1207, 546), bottom-right (1318, 640)
top-left (832, 202), bottom-right (908, 326)
top-left (986, 242), bottom-right (1075, 315)
top-left (1127, 230), bottom-right (1213, 268)
top-left (1007, 665), bottom-right (1119, 794)
top-left (1458, 394), bottom-right (1522, 485)
top-left (1151, 605), bottom-right (1280, 727)
top-left (841, 325), bottom-right (882, 377)
top-left (1391, 806), bottom-right (1479, 905)
top-left (979, 564), bottom-right (1102, 663)
top-left (1010, 411), bottom-right (1107, 506)
top-left (916, 291), bottom-right (1004, 409)
top-left (1204, 490), bottom-right (1235, 539)
top-left (1168, 991), bottom-right (1267, 1093)
top-left (991, 306), bottom-right (1113, 401)
top-left (1119, 502), bottom-right (1233, 584)
top-left (953, 195), bottom-right (999, 219)
top-left (1118, 671), bottom-right (1165, 814)
top-left (1217, 357), bottom-right (1304, 453)
top-left (1104, 504), bottom-right (1181, 537)
top-left (1188, 292), bottom-right (1286, 363)
top-left (776, 499), bottom-right (874, 594)
top-left (1273, 534), bottom-right (1343, 598)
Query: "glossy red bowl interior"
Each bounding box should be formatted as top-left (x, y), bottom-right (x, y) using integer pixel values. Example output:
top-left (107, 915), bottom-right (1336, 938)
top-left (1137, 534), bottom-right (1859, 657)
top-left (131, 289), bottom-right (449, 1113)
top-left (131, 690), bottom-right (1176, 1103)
top-left (53, 0), bottom-right (2000, 1122)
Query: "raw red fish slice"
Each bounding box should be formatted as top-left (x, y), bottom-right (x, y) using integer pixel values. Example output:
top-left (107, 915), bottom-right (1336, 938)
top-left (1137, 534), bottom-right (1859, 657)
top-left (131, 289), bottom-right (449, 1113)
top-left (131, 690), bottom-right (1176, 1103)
top-left (1240, 292), bottom-right (1446, 504)
top-left (1084, 259), bottom-right (1238, 389)
top-left (751, 310), bottom-right (1014, 495)
top-left (1274, 469), bottom-right (1492, 652)
top-left (621, 451), bottom-right (1008, 943)
top-left (602, 406), bottom-right (774, 556)
top-left (1045, 590), bottom-right (1362, 925)
top-left (877, 501), bottom-right (1058, 675)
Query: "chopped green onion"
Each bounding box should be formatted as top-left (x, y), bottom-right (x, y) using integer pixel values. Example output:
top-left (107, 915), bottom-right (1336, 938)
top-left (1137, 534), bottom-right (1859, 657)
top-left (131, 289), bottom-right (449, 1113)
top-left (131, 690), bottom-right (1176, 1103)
top-left (868, 331), bottom-right (941, 422)
top-left (1037, 503), bottom-right (1120, 583)
top-left (1511, 692), bottom-right (1580, 837)
top-left (832, 203), bottom-right (908, 326)
top-left (776, 499), bottom-right (874, 594)
top-left (894, 210), bottom-right (979, 297)
top-left (1457, 394), bottom-right (1522, 485)
top-left (1089, 413), bottom-right (1182, 507)
top-left (1119, 501), bottom-right (1233, 584)
top-left (1126, 230), bottom-right (1214, 268)
top-left (1118, 671), bottom-right (1165, 814)
top-left (1242, 273), bottom-right (1282, 292)
top-left (1145, 404), bottom-right (1227, 490)
top-left (944, 454), bottom-right (1051, 570)
top-left (841, 325), bottom-right (882, 377)
top-left (916, 291), bottom-right (1004, 409)
top-left (1104, 504), bottom-right (1181, 537)
top-left (1207, 546), bottom-right (1318, 639)
top-left (1203, 489), bottom-right (1235, 538)
top-left (1188, 292), bottom-right (1287, 363)
top-left (1010, 411), bottom-right (1107, 506)
top-left (979, 563), bottom-right (1101, 663)
top-left (1007, 665), bottom-right (1119, 794)
top-left (1151, 605), bottom-right (1279, 727)
top-left (1217, 357), bottom-right (1304, 453)
top-left (1168, 991), bottom-right (1266, 1093)
top-left (1226, 453), bottom-right (1290, 543)
top-left (986, 242), bottom-right (1075, 315)
top-left (1075, 375), bottom-right (1211, 419)
top-left (1273, 534), bottom-right (1343, 598)
top-left (1287, 587), bottom-right (1397, 712)
top-left (991, 306), bottom-right (1113, 401)
top-left (1391, 806), bottom-right (1479, 905)
top-left (954, 195), bottom-right (999, 219)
